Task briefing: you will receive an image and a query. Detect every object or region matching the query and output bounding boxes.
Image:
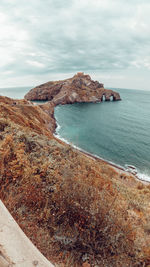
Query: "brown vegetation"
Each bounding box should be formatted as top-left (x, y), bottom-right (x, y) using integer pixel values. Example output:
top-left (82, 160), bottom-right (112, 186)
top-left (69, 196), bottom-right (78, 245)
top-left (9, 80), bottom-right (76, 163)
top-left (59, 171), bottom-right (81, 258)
top-left (0, 96), bottom-right (150, 266)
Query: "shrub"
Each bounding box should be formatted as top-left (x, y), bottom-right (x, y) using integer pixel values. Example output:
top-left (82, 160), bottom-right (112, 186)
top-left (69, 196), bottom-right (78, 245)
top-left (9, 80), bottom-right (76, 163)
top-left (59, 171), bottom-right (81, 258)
top-left (48, 173), bottom-right (136, 266)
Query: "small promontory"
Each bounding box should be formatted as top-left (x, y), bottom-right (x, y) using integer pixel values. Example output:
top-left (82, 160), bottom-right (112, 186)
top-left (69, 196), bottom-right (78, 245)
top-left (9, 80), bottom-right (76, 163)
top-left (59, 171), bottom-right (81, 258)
top-left (24, 72), bottom-right (121, 104)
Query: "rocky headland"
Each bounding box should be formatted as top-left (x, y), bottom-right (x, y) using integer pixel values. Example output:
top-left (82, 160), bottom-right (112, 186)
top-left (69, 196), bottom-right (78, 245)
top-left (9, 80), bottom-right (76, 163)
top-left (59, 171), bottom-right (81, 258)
top-left (0, 75), bottom-right (150, 266)
top-left (25, 72), bottom-right (121, 132)
top-left (25, 72), bottom-right (121, 104)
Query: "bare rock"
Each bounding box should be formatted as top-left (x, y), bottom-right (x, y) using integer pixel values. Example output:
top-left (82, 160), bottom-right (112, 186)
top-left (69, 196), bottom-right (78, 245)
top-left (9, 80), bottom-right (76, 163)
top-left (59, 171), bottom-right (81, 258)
top-left (24, 73), bottom-right (121, 105)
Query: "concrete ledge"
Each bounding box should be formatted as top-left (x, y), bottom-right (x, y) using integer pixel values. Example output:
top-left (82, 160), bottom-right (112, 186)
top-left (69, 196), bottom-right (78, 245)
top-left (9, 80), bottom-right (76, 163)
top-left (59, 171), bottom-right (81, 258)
top-left (0, 200), bottom-right (54, 267)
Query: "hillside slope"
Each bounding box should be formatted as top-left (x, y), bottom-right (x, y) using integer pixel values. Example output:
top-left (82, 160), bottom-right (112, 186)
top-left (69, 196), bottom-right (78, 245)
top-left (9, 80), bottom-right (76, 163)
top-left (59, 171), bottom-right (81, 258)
top-left (0, 93), bottom-right (150, 266)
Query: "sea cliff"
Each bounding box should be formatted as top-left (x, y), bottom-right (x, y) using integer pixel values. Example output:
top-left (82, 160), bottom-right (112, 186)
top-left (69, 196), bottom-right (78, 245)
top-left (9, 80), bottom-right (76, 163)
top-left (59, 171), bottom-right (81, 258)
top-left (0, 76), bottom-right (150, 266)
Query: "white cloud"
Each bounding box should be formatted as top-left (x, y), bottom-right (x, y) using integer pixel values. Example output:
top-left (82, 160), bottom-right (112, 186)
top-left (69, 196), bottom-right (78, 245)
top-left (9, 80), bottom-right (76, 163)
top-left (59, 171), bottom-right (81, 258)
top-left (0, 0), bottom-right (150, 89)
top-left (0, 47), bottom-right (14, 67)
top-left (26, 60), bottom-right (45, 68)
top-left (2, 70), bottom-right (14, 75)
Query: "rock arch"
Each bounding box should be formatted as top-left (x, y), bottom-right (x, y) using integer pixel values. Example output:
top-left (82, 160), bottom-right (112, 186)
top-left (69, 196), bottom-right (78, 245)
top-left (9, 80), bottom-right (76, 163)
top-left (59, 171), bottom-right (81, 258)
top-left (101, 94), bottom-right (106, 101)
top-left (101, 91), bottom-right (121, 102)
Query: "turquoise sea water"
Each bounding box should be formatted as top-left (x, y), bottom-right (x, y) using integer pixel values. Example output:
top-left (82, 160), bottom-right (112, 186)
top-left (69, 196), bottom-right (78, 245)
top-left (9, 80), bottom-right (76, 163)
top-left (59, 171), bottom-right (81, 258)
top-left (1, 86), bottom-right (150, 182)
top-left (54, 88), bottom-right (150, 182)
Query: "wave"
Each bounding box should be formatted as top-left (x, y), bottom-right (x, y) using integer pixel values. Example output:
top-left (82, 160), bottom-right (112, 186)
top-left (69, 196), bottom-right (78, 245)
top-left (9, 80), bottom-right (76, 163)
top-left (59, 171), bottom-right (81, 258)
top-left (55, 121), bottom-right (62, 132)
top-left (137, 172), bottom-right (150, 183)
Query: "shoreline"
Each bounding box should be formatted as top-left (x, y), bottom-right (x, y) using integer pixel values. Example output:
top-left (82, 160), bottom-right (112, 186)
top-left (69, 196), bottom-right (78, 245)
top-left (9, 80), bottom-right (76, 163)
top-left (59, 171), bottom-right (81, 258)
top-left (34, 98), bottom-right (150, 184)
top-left (1, 93), bottom-right (150, 266)
top-left (54, 132), bottom-right (125, 171)
top-left (30, 88), bottom-right (150, 184)
top-left (54, 129), bottom-right (150, 184)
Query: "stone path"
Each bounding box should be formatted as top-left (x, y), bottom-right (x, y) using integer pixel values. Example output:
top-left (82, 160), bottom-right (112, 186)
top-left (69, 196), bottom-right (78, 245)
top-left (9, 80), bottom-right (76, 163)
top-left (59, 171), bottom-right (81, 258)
top-left (0, 200), bottom-right (54, 267)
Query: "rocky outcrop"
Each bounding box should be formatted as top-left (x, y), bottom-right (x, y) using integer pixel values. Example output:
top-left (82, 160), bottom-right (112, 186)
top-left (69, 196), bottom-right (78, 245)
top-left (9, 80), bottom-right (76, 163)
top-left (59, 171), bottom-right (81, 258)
top-left (24, 72), bottom-right (121, 104)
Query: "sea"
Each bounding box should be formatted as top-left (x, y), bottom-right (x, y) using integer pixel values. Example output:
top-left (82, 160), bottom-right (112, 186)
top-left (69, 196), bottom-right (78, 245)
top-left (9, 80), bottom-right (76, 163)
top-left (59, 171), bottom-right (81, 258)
top-left (0, 86), bottom-right (150, 182)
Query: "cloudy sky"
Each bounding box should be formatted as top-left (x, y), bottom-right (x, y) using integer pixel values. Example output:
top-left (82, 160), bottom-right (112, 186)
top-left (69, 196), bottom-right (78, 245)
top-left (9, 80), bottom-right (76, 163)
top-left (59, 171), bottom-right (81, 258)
top-left (0, 0), bottom-right (150, 90)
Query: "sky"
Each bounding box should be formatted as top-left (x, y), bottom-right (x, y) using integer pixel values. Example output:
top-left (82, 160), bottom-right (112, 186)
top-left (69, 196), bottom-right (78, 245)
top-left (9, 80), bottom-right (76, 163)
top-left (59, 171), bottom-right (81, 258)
top-left (0, 0), bottom-right (150, 90)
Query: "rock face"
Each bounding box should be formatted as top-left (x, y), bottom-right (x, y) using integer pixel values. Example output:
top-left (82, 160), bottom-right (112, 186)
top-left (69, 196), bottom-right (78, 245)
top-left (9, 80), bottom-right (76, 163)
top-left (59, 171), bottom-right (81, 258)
top-left (24, 72), bottom-right (121, 104)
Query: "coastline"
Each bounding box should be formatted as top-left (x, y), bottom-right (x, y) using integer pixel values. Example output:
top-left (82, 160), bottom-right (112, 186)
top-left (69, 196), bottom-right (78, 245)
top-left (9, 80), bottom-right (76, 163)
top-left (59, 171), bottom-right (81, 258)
top-left (1, 94), bottom-right (150, 265)
top-left (54, 120), bottom-right (150, 184)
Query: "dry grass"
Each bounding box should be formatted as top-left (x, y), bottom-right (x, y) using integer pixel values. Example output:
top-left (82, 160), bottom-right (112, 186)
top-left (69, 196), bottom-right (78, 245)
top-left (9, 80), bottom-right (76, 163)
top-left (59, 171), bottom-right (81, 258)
top-left (0, 98), bottom-right (150, 266)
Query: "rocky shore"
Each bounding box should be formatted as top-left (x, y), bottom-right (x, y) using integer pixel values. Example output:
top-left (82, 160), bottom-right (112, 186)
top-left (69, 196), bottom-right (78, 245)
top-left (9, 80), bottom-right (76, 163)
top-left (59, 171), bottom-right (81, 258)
top-left (0, 75), bottom-right (150, 266)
